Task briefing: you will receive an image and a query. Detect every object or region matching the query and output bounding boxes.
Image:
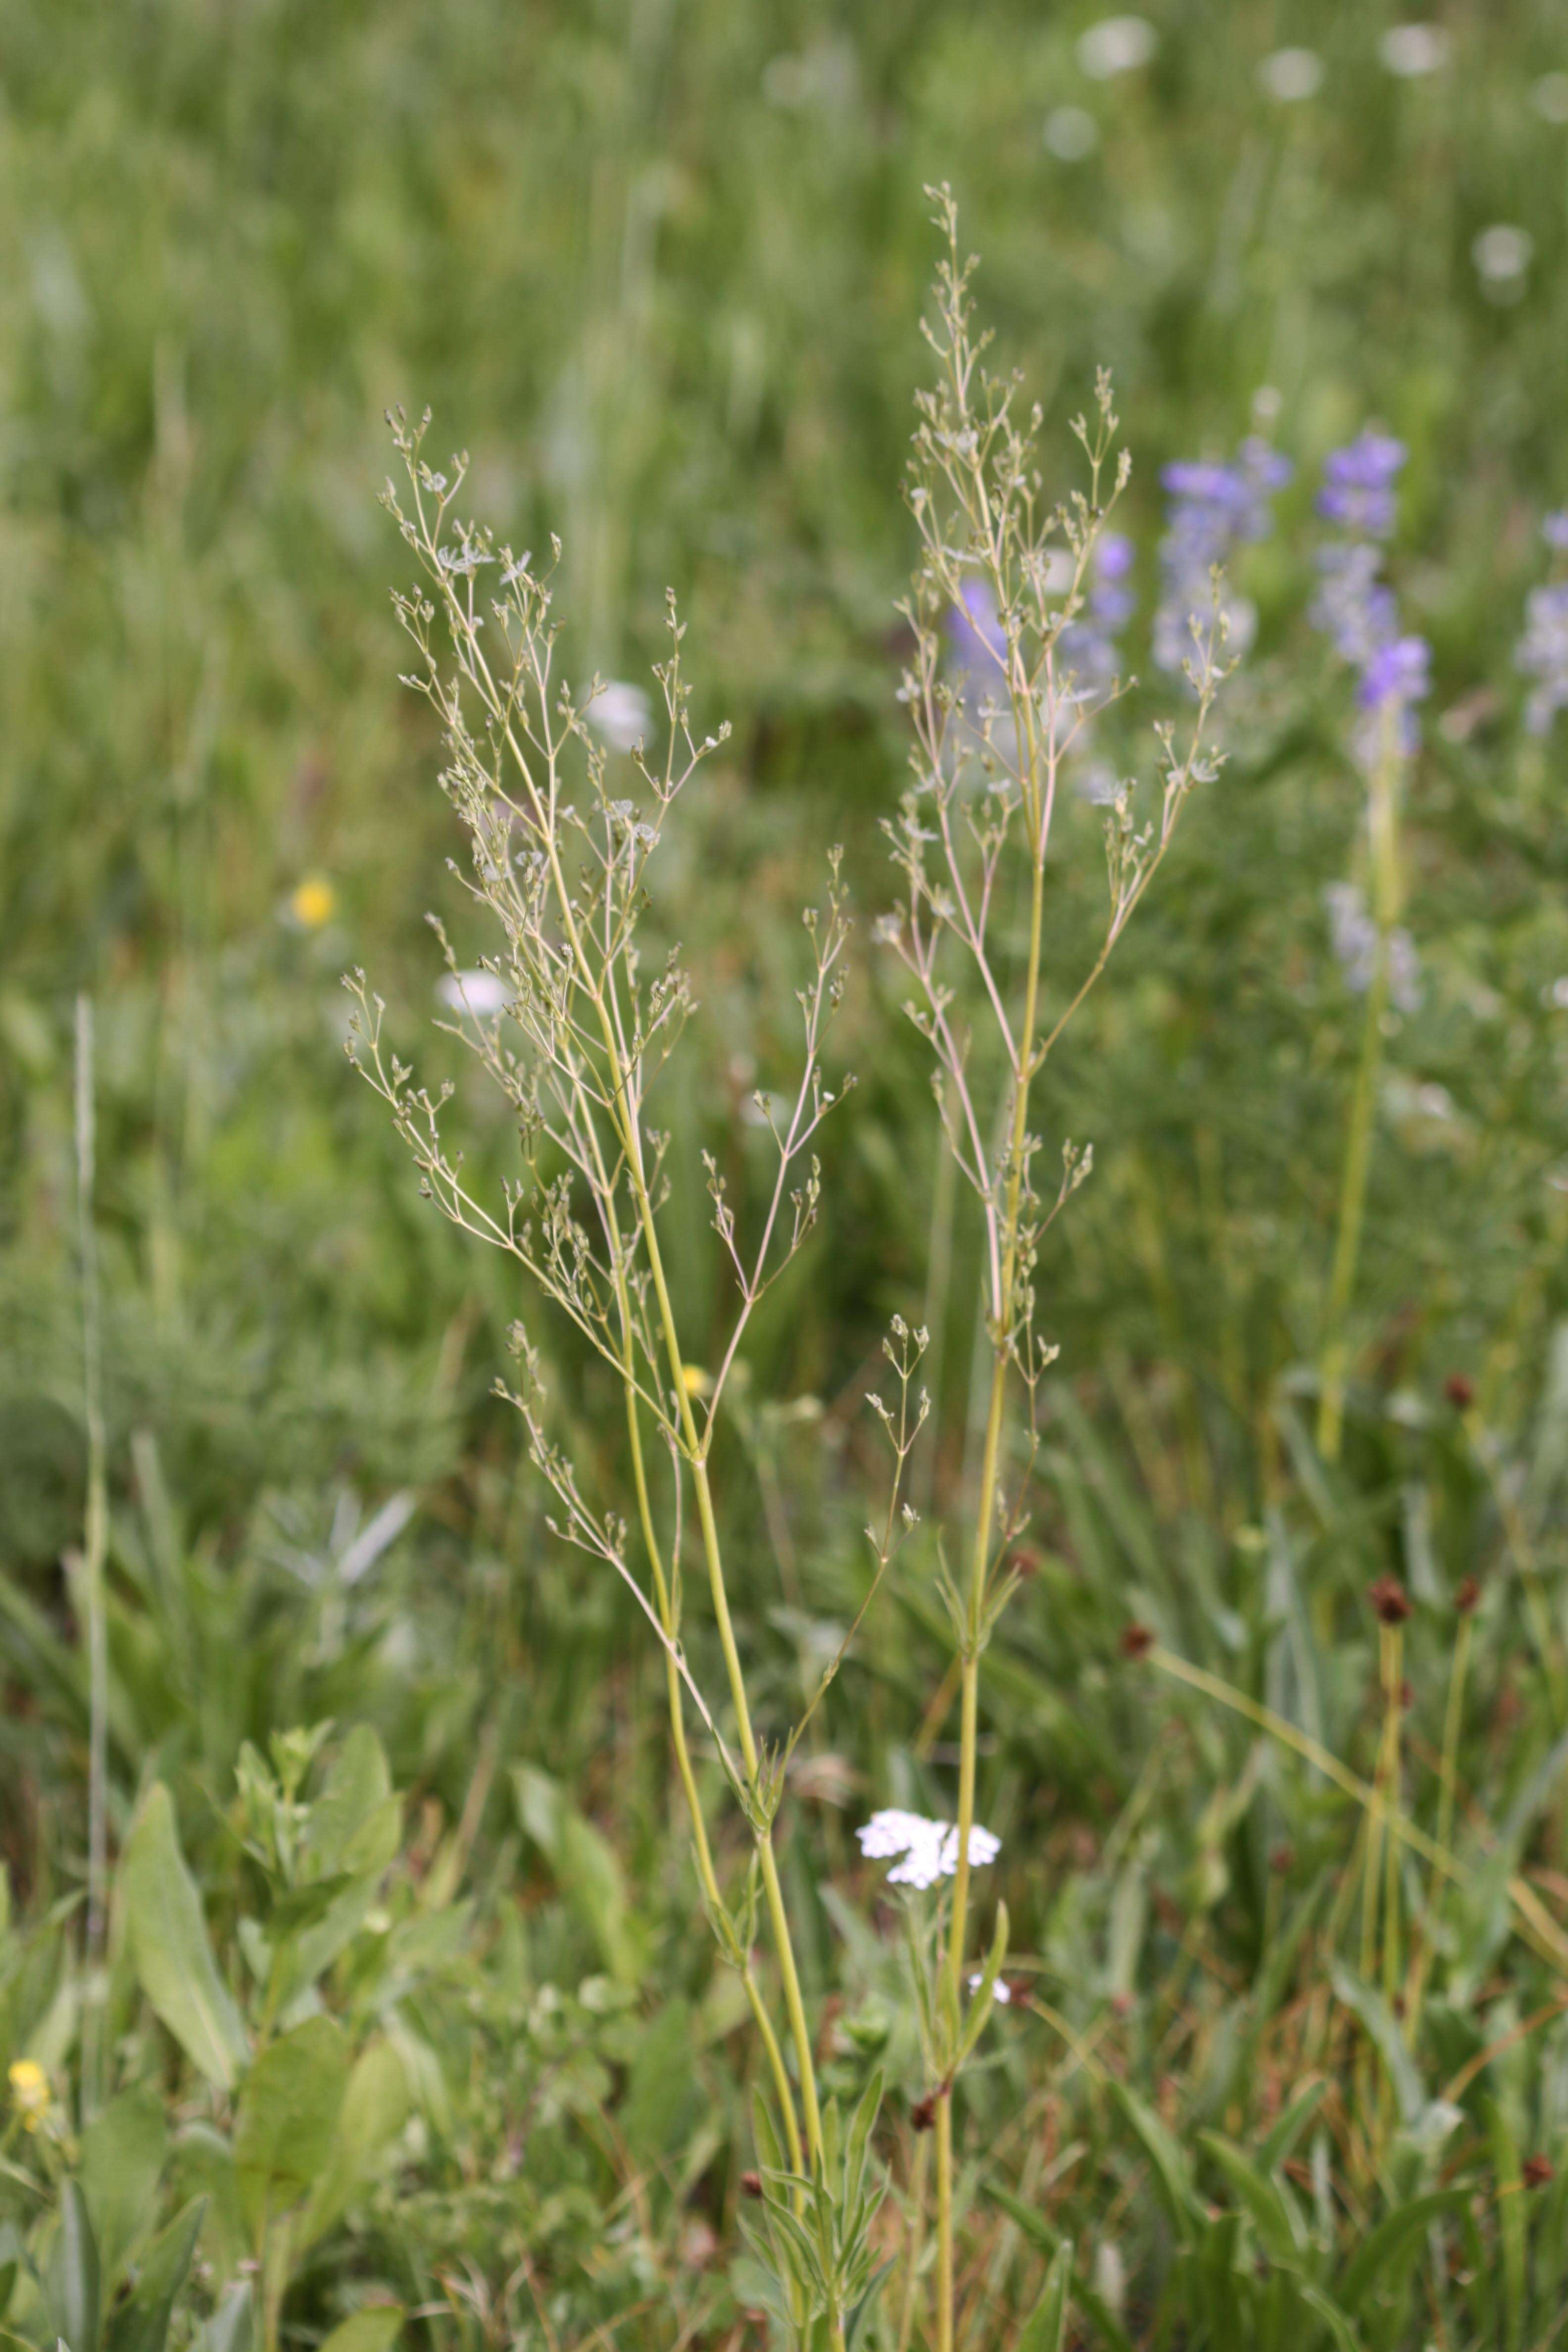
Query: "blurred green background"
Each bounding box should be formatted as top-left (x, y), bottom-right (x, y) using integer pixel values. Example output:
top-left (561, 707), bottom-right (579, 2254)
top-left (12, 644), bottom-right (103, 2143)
top-left (6, 2), bottom-right (1568, 2342)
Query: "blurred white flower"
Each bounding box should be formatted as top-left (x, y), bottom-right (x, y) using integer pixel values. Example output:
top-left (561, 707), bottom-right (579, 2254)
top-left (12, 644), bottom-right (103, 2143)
top-left (857, 1808), bottom-right (1000, 1890)
top-left (437, 969), bottom-right (509, 1016)
top-left (1533, 72), bottom-right (1568, 123)
top-left (1077, 16), bottom-right (1157, 80)
top-left (1380, 24), bottom-right (1449, 77)
top-left (969, 1971), bottom-right (1013, 2004)
top-left (1472, 224), bottom-right (1532, 292)
top-left (1547, 977), bottom-right (1568, 1010)
top-left (587, 681), bottom-right (652, 752)
top-left (1259, 47), bottom-right (1323, 101)
top-left (1043, 105), bottom-right (1099, 159)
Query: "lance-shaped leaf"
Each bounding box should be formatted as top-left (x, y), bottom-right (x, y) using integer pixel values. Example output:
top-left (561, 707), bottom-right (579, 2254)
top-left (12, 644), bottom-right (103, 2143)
top-left (123, 1787), bottom-right (248, 2092)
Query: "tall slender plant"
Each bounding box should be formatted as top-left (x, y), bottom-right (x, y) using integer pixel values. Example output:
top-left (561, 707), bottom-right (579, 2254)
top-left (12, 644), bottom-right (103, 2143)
top-left (348, 194), bottom-right (1228, 2350)
top-left (881, 187), bottom-right (1229, 2351)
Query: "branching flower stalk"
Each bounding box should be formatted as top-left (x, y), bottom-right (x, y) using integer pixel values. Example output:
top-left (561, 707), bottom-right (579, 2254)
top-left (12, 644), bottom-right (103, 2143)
top-left (882, 189), bottom-right (1230, 2352)
top-left (348, 418), bottom-right (890, 2207)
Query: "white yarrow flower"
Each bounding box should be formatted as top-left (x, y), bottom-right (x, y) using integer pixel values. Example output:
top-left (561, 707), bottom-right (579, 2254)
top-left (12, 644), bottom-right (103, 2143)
top-left (1471, 225), bottom-right (1532, 289)
top-left (857, 1809), bottom-right (1000, 1890)
top-left (1379, 23), bottom-right (1449, 77)
top-left (1258, 48), bottom-right (1323, 102)
top-left (1077, 15), bottom-right (1157, 80)
top-left (969, 1971), bottom-right (1012, 2004)
top-left (437, 969), bottom-right (509, 1016)
top-left (588, 680), bottom-right (653, 752)
top-left (1043, 106), bottom-right (1099, 160)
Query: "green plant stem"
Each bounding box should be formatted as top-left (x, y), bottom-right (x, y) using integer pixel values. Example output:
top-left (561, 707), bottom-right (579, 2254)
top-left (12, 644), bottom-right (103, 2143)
top-left (1318, 731), bottom-right (1401, 1462)
top-left (516, 725), bottom-right (827, 2179)
top-left (937, 837), bottom-right (1048, 2352)
top-left (897, 2133), bottom-right (931, 2352)
top-left (74, 995), bottom-right (109, 2117)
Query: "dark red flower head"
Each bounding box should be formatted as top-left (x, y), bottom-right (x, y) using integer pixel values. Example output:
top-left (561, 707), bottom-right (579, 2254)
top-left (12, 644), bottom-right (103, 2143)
top-left (1368, 1575), bottom-right (1413, 1625)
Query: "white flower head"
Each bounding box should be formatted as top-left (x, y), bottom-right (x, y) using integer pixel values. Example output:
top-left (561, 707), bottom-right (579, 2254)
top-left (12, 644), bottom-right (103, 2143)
top-left (857, 1809), bottom-right (1000, 1891)
top-left (1534, 72), bottom-right (1568, 124)
top-left (969, 1971), bottom-right (1012, 2004)
top-left (437, 969), bottom-right (509, 1016)
top-left (1259, 47), bottom-right (1323, 102)
top-left (1379, 23), bottom-right (1449, 77)
top-left (1077, 15), bottom-right (1157, 80)
top-left (1043, 106), bottom-right (1099, 160)
top-left (1472, 225), bottom-right (1532, 290)
top-left (587, 680), bottom-right (653, 753)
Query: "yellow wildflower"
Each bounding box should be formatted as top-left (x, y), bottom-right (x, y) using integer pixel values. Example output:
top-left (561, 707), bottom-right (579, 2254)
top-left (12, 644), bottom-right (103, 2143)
top-left (681, 1364), bottom-right (713, 1399)
top-left (288, 875), bottom-right (337, 929)
top-left (8, 2058), bottom-right (49, 2131)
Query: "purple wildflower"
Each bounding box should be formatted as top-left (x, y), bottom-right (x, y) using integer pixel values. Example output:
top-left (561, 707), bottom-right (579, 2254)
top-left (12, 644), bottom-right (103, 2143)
top-left (1317, 430), bottom-right (1407, 539)
top-left (1324, 882), bottom-right (1422, 1015)
top-left (1516, 514), bottom-right (1568, 735)
top-left (1154, 437), bottom-right (1291, 677)
top-left (1359, 634), bottom-right (1431, 711)
top-left (1311, 427), bottom-right (1428, 764)
top-left (1062, 530), bottom-right (1136, 689)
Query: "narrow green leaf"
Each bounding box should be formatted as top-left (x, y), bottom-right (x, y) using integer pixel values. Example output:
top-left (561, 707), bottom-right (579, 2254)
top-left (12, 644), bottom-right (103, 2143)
top-left (106, 2199), bottom-right (205, 2352)
top-left (1016, 2239), bottom-right (1074, 2352)
top-left (192, 2286), bottom-right (251, 2352)
top-left (1258, 2078), bottom-right (1326, 2174)
top-left (988, 2191), bottom-right (1133, 2352)
top-left (1486, 2099), bottom-right (1525, 2352)
top-left (51, 2181), bottom-right (100, 2352)
top-left (122, 1788), bottom-right (248, 2091)
top-left (1106, 2080), bottom-right (1201, 2243)
top-left (1198, 2132), bottom-right (1305, 2265)
top-left (1336, 2189), bottom-right (1465, 2317)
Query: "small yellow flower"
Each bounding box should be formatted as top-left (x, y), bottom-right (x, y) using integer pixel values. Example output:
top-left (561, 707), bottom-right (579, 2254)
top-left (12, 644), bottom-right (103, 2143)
top-left (288, 875), bottom-right (337, 930)
top-left (681, 1364), bottom-right (713, 1399)
top-left (8, 2058), bottom-right (49, 2131)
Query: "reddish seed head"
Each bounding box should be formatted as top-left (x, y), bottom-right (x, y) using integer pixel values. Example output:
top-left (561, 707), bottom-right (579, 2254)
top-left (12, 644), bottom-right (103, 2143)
top-left (740, 2170), bottom-right (764, 2201)
top-left (1121, 1620), bottom-right (1155, 1659)
top-left (1524, 2153), bottom-right (1555, 2189)
top-left (1455, 1575), bottom-right (1481, 1616)
top-left (1444, 1372), bottom-right (1475, 1410)
top-left (910, 2093), bottom-right (938, 2133)
top-left (1368, 1575), bottom-right (1413, 1626)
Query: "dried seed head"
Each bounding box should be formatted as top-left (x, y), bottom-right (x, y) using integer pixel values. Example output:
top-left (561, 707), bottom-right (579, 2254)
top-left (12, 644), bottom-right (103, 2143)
top-left (1444, 1372), bottom-right (1475, 1410)
top-left (1455, 1574), bottom-right (1482, 1616)
top-left (1524, 2154), bottom-right (1555, 2189)
top-left (1368, 1575), bottom-right (1413, 1626)
top-left (1120, 1620), bottom-right (1155, 1659)
top-left (910, 2093), bottom-right (939, 2133)
top-left (739, 2170), bottom-right (764, 2200)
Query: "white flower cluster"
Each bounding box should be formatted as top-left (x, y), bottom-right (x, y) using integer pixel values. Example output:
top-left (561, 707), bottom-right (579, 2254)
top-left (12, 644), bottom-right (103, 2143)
top-left (857, 1809), bottom-right (1000, 1891)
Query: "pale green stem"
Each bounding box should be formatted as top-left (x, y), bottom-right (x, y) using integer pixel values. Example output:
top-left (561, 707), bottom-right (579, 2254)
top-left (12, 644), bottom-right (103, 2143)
top-left (937, 839), bottom-right (1048, 2352)
top-left (1319, 729), bottom-right (1401, 1462)
top-left (75, 996), bottom-right (109, 2117)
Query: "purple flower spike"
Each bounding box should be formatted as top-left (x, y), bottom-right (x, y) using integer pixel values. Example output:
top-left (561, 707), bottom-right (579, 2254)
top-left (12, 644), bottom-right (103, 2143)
top-left (1318, 429), bottom-right (1408, 538)
top-left (1359, 633), bottom-right (1430, 711)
